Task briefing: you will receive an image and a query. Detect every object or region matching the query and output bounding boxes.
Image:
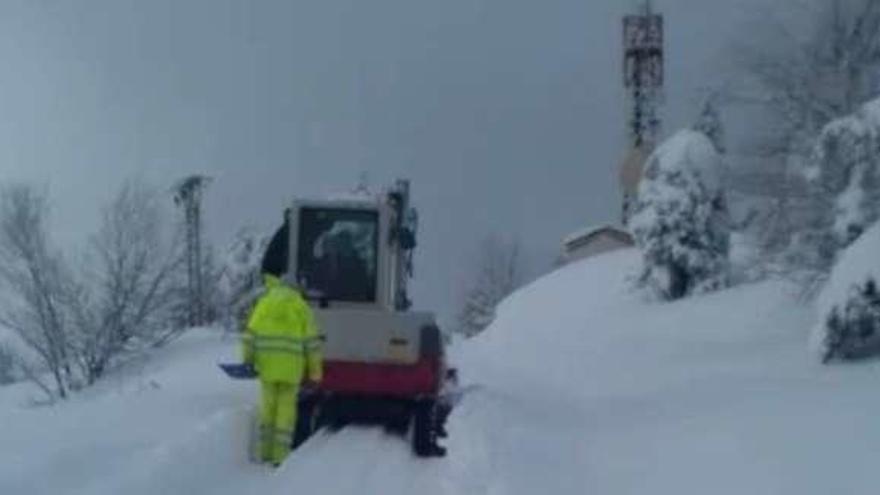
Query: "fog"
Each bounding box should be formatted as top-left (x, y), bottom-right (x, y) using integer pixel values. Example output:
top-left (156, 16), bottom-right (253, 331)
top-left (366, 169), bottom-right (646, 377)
top-left (0, 0), bottom-right (779, 325)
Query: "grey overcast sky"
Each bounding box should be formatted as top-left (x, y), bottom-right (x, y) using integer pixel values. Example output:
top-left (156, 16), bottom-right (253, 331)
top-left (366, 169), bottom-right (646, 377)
top-left (0, 0), bottom-right (776, 326)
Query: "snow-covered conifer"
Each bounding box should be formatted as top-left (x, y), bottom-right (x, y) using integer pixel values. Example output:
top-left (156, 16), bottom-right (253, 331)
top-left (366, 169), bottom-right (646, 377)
top-left (693, 95), bottom-right (726, 154)
top-left (217, 228), bottom-right (269, 332)
top-left (809, 98), bottom-right (880, 248)
top-left (813, 221), bottom-right (880, 363)
top-left (0, 344), bottom-right (15, 385)
top-left (631, 130), bottom-right (730, 300)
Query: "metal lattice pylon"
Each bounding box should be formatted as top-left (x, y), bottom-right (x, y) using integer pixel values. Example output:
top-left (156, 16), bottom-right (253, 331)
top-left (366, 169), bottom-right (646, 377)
top-left (623, 0), bottom-right (664, 148)
top-left (621, 0), bottom-right (664, 225)
top-left (173, 175), bottom-right (211, 327)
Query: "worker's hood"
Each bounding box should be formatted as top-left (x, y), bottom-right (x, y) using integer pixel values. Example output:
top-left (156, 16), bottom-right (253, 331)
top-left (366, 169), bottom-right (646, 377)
top-left (263, 272), bottom-right (302, 291)
top-left (263, 273), bottom-right (282, 289)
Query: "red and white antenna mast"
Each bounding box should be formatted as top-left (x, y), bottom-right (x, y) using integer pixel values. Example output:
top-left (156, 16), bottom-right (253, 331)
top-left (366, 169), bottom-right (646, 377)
top-left (620, 0), bottom-right (664, 224)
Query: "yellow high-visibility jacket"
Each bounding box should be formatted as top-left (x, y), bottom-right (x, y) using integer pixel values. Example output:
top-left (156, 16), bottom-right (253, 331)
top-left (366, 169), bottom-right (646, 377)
top-left (242, 275), bottom-right (323, 384)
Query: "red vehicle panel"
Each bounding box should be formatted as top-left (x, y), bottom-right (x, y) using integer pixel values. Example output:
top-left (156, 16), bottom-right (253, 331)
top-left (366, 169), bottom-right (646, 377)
top-left (319, 358), bottom-right (441, 397)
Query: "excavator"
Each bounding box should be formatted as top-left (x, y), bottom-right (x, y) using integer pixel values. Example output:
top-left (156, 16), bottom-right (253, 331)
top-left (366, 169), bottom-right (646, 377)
top-left (222, 180), bottom-right (453, 457)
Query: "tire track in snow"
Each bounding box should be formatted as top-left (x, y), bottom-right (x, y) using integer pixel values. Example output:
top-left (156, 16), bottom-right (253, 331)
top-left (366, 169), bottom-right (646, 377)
top-left (94, 402), bottom-right (466, 495)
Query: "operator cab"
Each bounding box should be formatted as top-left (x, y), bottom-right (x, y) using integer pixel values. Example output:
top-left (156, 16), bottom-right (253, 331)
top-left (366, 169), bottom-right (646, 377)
top-left (262, 183), bottom-right (416, 312)
top-left (296, 207), bottom-right (379, 304)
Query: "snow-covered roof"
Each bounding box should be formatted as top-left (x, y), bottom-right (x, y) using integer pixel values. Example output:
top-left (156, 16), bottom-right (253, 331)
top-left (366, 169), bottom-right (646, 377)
top-left (562, 224), bottom-right (632, 248)
top-left (291, 194), bottom-right (383, 212)
top-left (323, 188), bottom-right (383, 203)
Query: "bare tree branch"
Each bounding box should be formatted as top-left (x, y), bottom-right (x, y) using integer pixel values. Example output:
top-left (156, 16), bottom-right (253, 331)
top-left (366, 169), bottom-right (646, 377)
top-left (72, 180), bottom-right (184, 384)
top-left (0, 185), bottom-right (74, 399)
top-left (455, 235), bottom-right (525, 338)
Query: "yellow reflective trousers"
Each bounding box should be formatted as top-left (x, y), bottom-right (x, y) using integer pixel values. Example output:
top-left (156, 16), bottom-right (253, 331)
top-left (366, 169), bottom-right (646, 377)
top-left (259, 380), bottom-right (298, 465)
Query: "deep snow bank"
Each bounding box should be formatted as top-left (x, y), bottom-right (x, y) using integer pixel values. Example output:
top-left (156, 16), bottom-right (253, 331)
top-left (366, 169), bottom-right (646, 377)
top-left (451, 249), bottom-right (880, 494)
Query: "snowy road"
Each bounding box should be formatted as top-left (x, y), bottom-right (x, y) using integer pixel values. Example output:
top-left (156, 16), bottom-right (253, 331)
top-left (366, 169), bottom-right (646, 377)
top-left (0, 333), bottom-right (461, 495)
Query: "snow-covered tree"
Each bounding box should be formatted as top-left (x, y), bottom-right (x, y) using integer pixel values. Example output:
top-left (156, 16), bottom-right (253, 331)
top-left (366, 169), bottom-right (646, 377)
top-left (195, 245), bottom-right (225, 326)
top-left (778, 96), bottom-right (880, 283)
top-left (0, 181), bottom-right (191, 400)
top-left (693, 94), bottom-right (726, 154)
top-left (0, 185), bottom-right (78, 399)
top-left (727, 0), bottom-right (880, 254)
top-left (0, 344), bottom-right (15, 385)
top-left (813, 221), bottom-right (880, 363)
top-left (810, 98), bottom-right (880, 246)
top-left (456, 236), bottom-right (524, 338)
top-left (217, 228), bottom-right (270, 332)
top-left (731, 0), bottom-right (880, 162)
top-left (72, 181), bottom-right (184, 384)
top-left (631, 130), bottom-right (730, 300)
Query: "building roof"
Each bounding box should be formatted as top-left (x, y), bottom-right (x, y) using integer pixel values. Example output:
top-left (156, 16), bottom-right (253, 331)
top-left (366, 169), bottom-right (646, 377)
top-left (562, 224), bottom-right (633, 249)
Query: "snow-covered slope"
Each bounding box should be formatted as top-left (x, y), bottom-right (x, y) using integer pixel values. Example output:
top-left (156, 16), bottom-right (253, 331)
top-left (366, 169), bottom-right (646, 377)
top-left (2, 249), bottom-right (880, 494)
top-left (453, 250), bottom-right (880, 494)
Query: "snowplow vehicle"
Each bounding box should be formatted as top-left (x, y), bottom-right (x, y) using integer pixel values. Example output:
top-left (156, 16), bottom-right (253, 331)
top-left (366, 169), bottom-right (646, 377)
top-left (228, 180), bottom-right (451, 457)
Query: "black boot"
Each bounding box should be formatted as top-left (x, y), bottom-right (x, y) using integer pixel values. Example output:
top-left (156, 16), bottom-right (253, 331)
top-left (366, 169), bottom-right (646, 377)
top-left (425, 441), bottom-right (447, 457)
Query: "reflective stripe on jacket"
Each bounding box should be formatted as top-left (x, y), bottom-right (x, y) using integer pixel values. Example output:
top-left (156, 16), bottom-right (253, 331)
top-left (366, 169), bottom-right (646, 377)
top-left (242, 333), bottom-right (322, 355)
top-left (242, 274), bottom-right (323, 383)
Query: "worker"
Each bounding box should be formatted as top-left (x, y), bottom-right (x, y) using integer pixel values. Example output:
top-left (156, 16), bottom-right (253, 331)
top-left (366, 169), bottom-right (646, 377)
top-left (242, 272), bottom-right (323, 467)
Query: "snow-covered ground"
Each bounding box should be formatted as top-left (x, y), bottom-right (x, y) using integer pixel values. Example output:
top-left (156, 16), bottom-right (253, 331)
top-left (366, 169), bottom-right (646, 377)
top-left (2, 249), bottom-right (880, 494)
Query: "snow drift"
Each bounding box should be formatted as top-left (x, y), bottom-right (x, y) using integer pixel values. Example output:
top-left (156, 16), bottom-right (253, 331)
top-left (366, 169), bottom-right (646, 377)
top-left (454, 250), bottom-right (879, 494)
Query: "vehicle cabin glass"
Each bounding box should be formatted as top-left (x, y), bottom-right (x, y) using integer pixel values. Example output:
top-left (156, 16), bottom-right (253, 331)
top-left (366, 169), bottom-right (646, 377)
top-left (296, 207), bottom-right (379, 303)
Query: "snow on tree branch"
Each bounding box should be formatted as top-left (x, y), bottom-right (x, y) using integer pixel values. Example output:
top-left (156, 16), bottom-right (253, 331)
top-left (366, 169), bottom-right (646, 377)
top-left (631, 130), bottom-right (731, 301)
